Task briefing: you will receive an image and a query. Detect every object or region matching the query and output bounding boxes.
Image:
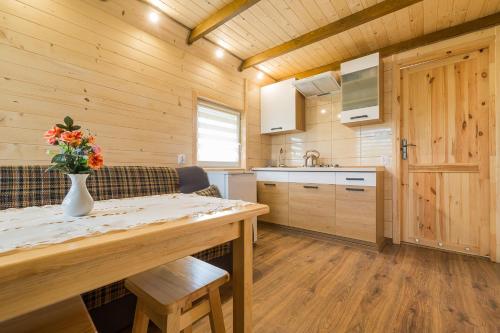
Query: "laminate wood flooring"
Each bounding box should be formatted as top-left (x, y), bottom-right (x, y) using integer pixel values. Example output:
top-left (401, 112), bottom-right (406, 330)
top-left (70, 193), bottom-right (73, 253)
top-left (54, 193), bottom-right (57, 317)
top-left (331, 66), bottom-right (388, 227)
top-left (153, 224), bottom-right (500, 332)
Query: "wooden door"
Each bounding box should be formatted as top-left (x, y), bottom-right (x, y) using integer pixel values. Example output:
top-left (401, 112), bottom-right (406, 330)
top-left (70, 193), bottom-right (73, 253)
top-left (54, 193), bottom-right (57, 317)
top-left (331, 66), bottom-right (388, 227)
top-left (401, 49), bottom-right (491, 257)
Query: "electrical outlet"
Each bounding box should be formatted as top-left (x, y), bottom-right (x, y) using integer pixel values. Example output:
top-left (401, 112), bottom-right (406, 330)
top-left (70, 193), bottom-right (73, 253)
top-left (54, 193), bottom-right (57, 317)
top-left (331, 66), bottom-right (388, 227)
top-left (177, 154), bottom-right (186, 166)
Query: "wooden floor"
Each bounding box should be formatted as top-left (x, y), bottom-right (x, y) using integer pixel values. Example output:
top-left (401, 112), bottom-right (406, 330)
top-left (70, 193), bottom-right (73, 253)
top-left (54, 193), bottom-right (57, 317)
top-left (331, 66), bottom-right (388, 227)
top-left (160, 224), bottom-right (499, 332)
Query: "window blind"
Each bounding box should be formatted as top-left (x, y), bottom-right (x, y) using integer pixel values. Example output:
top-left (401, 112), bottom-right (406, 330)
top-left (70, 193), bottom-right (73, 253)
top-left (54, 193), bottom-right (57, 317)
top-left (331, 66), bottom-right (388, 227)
top-left (197, 100), bottom-right (241, 167)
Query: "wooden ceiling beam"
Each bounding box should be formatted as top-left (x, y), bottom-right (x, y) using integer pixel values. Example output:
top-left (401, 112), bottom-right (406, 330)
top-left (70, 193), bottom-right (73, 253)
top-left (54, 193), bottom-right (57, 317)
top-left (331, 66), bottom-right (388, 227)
top-left (239, 0), bottom-right (422, 71)
top-left (289, 12), bottom-right (500, 80)
top-left (188, 0), bottom-right (261, 44)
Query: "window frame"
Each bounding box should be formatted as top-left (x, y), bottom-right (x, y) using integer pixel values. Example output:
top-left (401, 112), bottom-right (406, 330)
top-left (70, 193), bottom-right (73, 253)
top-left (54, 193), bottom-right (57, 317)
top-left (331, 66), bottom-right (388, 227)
top-left (196, 99), bottom-right (242, 168)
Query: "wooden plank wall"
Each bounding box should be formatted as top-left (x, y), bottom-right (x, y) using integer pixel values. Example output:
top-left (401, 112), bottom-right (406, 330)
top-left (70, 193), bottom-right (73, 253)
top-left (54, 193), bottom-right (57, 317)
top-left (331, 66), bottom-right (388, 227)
top-left (0, 0), bottom-right (271, 167)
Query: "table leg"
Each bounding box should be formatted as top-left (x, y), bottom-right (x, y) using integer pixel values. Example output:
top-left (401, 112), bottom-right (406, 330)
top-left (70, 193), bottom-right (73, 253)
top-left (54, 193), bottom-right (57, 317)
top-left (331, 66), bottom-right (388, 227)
top-left (232, 218), bottom-right (253, 333)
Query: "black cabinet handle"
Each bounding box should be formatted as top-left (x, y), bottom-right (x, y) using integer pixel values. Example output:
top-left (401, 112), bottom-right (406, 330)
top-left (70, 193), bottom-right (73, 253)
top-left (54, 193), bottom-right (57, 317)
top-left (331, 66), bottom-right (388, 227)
top-left (346, 188), bottom-right (364, 192)
top-left (303, 185), bottom-right (319, 189)
top-left (346, 177), bottom-right (364, 181)
top-left (350, 115), bottom-right (368, 120)
top-left (263, 183), bottom-right (276, 186)
top-left (270, 127), bottom-right (283, 131)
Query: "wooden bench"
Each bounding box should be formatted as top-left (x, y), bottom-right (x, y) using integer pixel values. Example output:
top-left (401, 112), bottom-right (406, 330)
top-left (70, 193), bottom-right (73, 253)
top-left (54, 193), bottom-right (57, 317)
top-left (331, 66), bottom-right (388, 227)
top-left (125, 256), bottom-right (229, 333)
top-left (0, 296), bottom-right (96, 333)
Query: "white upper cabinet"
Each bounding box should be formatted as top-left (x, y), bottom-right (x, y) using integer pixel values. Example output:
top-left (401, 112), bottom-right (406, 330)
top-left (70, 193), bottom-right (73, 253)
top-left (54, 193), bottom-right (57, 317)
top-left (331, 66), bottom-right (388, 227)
top-left (260, 78), bottom-right (305, 134)
top-left (340, 53), bottom-right (383, 126)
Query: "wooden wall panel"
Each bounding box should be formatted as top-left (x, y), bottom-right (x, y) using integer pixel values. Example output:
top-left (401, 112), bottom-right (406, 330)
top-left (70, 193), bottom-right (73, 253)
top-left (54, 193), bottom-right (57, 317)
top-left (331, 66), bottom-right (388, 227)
top-left (0, 0), bottom-right (271, 167)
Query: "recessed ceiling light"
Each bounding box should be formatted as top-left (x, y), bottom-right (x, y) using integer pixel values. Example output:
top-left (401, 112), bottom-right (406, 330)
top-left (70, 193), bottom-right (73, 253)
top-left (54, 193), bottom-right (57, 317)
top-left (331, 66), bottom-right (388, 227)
top-left (215, 48), bottom-right (224, 58)
top-left (148, 11), bottom-right (159, 24)
top-left (257, 72), bottom-right (264, 80)
top-left (320, 109), bottom-right (326, 114)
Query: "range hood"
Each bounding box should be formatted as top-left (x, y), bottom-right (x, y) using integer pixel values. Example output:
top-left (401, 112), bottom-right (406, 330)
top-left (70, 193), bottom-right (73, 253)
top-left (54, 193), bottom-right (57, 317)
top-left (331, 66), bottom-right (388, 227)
top-left (294, 71), bottom-right (340, 97)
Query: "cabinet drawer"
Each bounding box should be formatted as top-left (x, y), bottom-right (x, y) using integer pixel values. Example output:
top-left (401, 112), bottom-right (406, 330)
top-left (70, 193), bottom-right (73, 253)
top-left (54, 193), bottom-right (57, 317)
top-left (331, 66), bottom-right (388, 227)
top-left (340, 106), bottom-right (380, 125)
top-left (336, 172), bottom-right (376, 187)
top-left (336, 185), bottom-right (375, 201)
top-left (288, 172), bottom-right (335, 184)
top-left (256, 171), bottom-right (289, 182)
top-left (289, 183), bottom-right (335, 234)
top-left (257, 181), bottom-right (289, 226)
top-left (335, 185), bottom-right (376, 242)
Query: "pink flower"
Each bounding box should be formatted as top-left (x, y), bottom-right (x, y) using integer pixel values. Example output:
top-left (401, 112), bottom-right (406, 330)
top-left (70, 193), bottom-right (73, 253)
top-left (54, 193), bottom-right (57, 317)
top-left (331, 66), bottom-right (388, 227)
top-left (92, 145), bottom-right (101, 154)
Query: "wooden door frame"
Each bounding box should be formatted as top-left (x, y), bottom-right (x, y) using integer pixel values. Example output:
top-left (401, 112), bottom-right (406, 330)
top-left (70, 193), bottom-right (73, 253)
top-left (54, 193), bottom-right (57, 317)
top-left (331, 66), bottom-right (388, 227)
top-left (390, 28), bottom-right (499, 262)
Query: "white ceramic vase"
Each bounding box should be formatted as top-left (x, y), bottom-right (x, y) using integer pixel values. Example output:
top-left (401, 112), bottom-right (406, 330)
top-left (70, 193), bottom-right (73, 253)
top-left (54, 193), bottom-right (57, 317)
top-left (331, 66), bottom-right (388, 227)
top-left (62, 174), bottom-right (94, 217)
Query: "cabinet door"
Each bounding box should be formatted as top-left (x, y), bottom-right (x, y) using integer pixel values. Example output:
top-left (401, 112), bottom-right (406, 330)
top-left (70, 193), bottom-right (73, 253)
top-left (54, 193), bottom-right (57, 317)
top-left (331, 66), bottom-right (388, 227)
top-left (341, 66), bottom-right (379, 111)
top-left (257, 181), bottom-right (289, 225)
top-left (260, 79), bottom-right (296, 134)
top-left (336, 185), bottom-right (376, 242)
top-left (289, 183), bottom-right (335, 234)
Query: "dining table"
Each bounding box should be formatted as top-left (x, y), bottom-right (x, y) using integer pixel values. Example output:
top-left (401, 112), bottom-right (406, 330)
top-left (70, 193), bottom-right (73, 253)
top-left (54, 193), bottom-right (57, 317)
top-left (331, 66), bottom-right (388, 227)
top-left (0, 194), bottom-right (269, 333)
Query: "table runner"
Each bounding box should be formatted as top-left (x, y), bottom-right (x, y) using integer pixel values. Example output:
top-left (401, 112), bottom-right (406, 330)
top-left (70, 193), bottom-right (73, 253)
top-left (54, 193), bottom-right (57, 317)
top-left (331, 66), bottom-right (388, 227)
top-left (0, 193), bottom-right (250, 254)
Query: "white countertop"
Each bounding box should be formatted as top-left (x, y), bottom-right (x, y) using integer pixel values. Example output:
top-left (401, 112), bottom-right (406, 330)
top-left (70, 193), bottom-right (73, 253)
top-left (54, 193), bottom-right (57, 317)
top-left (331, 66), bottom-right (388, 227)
top-left (252, 166), bottom-right (384, 172)
top-left (204, 168), bottom-right (254, 174)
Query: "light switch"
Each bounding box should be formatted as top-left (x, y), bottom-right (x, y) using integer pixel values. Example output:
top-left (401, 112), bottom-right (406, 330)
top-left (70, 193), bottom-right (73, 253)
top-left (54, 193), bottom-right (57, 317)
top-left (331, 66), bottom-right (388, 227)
top-left (177, 154), bottom-right (186, 166)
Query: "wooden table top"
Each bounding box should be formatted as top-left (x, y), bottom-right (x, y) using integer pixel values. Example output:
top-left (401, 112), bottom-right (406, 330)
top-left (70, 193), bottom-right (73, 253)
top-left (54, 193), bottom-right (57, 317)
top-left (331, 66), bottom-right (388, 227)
top-left (0, 202), bottom-right (269, 322)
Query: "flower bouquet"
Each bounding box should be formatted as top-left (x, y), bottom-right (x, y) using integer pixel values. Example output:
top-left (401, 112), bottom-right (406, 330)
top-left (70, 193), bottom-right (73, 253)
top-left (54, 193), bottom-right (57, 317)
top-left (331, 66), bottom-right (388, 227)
top-left (44, 116), bottom-right (104, 216)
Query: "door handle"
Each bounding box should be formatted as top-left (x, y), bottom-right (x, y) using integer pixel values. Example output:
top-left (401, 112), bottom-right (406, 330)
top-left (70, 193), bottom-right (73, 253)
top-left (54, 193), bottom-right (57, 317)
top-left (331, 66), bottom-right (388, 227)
top-left (270, 127), bottom-right (283, 131)
top-left (401, 138), bottom-right (416, 160)
top-left (303, 185), bottom-right (319, 189)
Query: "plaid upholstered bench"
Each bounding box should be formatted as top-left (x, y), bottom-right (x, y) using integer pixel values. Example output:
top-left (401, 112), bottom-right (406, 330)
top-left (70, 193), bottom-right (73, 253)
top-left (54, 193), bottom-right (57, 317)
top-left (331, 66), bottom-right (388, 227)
top-left (0, 165), bottom-right (231, 312)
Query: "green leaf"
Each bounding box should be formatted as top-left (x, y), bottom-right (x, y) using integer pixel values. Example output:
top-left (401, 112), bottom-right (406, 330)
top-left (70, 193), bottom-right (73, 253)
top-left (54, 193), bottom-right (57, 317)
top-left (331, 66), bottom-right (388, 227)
top-left (51, 154), bottom-right (66, 163)
top-left (64, 116), bottom-right (74, 127)
top-left (56, 124), bottom-right (68, 130)
top-left (70, 125), bottom-right (81, 131)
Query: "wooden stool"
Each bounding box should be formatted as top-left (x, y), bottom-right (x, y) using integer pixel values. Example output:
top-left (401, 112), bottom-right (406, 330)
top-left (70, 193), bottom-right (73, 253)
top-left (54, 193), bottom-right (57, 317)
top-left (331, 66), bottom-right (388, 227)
top-left (0, 296), bottom-right (96, 333)
top-left (125, 256), bottom-right (229, 333)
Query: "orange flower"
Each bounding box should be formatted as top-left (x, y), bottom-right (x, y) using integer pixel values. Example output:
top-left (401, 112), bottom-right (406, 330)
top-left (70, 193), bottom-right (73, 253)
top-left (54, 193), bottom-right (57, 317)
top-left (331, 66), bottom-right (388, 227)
top-left (60, 131), bottom-right (83, 147)
top-left (88, 153), bottom-right (104, 170)
top-left (87, 135), bottom-right (96, 144)
top-left (44, 126), bottom-right (64, 145)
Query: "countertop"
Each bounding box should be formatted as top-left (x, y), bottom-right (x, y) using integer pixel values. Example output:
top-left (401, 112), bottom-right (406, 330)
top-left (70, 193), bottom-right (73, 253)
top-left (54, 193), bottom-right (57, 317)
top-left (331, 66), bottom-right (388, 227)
top-left (252, 166), bottom-right (384, 172)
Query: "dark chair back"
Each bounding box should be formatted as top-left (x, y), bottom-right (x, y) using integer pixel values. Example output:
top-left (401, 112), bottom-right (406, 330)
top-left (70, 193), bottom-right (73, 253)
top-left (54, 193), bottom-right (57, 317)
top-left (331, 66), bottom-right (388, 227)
top-left (176, 166), bottom-right (210, 194)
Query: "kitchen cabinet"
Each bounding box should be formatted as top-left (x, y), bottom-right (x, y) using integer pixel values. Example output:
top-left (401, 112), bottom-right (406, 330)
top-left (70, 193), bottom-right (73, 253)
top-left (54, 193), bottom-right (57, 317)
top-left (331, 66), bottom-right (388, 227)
top-left (260, 78), bottom-right (305, 134)
top-left (289, 183), bottom-right (335, 235)
top-left (254, 168), bottom-right (385, 249)
top-left (340, 53), bottom-right (383, 126)
top-left (335, 185), bottom-right (377, 242)
top-left (257, 181), bottom-right (289, 226)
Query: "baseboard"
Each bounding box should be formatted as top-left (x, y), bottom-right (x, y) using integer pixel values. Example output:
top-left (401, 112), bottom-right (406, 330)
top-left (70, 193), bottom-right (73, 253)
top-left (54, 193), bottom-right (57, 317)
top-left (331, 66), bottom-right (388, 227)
top-left (259, 221), bottom-right (388, 252)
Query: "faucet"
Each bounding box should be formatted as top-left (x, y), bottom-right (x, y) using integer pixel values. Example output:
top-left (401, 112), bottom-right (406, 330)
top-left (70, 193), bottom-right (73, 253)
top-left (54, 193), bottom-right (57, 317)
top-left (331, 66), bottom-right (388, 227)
top-left (303, 150), bottom-right (320, 167)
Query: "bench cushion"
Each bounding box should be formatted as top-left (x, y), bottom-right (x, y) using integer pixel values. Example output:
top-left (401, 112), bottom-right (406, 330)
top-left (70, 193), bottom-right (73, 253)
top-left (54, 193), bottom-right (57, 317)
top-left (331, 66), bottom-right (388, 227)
top-left (0, 166), bottom-right (178, 210)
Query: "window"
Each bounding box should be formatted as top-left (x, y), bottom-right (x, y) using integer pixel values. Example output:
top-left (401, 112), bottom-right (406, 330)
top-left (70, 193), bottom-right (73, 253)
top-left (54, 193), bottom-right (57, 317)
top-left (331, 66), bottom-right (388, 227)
top-left (197, 100), bottom-right (241, 167)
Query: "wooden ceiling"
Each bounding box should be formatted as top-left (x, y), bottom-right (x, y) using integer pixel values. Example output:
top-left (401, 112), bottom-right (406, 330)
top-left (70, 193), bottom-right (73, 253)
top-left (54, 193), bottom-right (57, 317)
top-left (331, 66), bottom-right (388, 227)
top-left (146, 0), bottom-right (500, 79)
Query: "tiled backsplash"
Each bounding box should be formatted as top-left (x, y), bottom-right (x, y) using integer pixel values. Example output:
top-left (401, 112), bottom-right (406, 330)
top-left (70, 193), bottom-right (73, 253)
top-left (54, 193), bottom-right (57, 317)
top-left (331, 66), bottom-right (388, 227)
top-left (270, 93), bottom-right (392, 168)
